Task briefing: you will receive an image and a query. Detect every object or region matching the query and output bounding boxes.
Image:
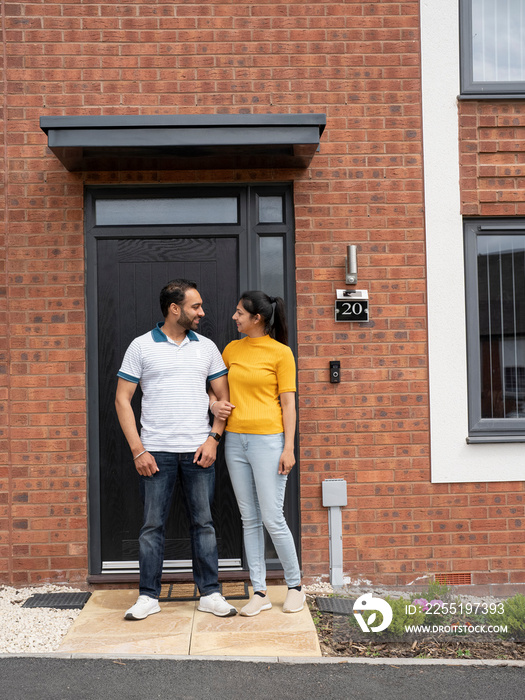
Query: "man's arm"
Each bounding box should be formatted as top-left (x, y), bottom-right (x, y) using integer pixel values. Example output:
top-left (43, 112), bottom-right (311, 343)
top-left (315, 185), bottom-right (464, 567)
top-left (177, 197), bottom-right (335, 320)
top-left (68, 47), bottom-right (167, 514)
top-left (115, 377), bottom-right (158, 477)
top-left (194, 374), bottom-right (231, 467)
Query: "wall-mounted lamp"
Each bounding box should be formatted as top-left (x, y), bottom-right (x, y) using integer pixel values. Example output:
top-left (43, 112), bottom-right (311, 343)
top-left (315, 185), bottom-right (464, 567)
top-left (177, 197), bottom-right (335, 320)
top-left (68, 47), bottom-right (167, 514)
top-left (345, 244), bottom-right (357, 285)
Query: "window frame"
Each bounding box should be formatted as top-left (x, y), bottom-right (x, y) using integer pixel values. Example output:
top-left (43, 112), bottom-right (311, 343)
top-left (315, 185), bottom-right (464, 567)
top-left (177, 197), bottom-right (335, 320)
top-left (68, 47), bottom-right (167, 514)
top-left (460, 0), bottom-right (525, 97)
top-left (465, 218), bottom-right (525, 442)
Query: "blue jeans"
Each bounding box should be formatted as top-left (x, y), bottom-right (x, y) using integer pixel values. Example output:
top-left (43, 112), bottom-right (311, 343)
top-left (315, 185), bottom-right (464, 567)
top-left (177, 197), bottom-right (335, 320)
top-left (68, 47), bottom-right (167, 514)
top-left (138, 451), bottom-right (219, 599)
top-left (224, 432), bottom-right (301, 592)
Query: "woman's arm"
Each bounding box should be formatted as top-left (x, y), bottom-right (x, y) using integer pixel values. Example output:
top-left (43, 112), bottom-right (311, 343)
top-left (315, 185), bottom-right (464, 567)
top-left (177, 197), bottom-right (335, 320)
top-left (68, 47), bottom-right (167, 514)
top-left (208, 379), bottom-right (235, 422)
top-left (278, 391), bottom-right (296, 475)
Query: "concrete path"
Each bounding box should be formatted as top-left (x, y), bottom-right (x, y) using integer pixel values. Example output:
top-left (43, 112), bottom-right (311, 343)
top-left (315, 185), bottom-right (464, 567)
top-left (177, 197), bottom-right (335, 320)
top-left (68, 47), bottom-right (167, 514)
top-left (57, 585), bottom-right (321, 657)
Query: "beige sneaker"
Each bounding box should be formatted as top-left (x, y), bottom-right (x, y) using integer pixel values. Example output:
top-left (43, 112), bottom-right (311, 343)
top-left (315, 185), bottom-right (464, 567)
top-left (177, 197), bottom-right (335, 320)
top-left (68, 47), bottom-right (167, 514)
top-left (240, 593), bottom-right (272, 617)
top-left (283, 588), bottom-right (305, 613)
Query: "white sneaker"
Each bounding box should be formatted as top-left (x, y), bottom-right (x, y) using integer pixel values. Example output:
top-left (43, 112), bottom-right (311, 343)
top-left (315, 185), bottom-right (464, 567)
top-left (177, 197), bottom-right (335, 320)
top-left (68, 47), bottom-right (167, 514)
top-left (198, 592), bottom-right (238, 617)
top-left (124, 594), bottom-right (161, 620)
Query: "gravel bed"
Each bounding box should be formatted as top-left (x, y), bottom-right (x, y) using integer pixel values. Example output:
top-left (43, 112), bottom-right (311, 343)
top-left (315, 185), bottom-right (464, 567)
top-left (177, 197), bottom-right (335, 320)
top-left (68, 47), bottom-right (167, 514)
top-left (0, 585), bottom-right (83, 654)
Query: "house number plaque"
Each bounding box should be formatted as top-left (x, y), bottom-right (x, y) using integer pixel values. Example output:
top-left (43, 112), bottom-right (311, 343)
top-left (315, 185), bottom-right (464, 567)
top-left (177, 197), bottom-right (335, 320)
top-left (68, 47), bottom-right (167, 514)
top-left (334, 290), bottom-right (369, 322)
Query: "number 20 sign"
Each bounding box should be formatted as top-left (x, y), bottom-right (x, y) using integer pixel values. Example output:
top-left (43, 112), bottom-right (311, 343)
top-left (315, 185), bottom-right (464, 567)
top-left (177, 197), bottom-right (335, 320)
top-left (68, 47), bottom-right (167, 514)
top-left (334, 291), bottom-right (370, 322)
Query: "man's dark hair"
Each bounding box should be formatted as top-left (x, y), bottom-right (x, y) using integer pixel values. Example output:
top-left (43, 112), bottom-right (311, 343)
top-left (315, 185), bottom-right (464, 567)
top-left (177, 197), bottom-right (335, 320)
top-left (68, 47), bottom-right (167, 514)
top-left (160, 279), bottom-right (197, 317)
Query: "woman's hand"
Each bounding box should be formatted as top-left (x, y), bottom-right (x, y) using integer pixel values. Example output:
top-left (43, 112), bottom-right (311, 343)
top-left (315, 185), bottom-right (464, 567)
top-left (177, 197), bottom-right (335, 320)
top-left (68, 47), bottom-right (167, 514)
top-left (278, 448), bottom-right (295, 475)
top-left (211, 400), bottom-right (235, 421)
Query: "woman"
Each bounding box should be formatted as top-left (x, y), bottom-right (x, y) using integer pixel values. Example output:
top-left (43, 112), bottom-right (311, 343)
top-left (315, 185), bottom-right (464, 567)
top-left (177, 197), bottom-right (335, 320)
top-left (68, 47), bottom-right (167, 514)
top-left (211, 291), bottom-right (304, 616)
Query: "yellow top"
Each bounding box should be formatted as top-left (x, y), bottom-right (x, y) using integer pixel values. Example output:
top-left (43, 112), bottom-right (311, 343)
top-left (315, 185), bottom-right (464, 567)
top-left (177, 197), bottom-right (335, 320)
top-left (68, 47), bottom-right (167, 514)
top-left (222, 335), bottom-right (296, 434)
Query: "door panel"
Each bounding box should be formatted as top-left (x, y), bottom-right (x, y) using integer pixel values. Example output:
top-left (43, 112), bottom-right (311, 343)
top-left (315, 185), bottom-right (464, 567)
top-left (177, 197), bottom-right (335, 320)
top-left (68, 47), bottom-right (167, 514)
top-left (97, 237), bottom-right (241, 568)
top-left (86, 184), bottom-right (299, 578)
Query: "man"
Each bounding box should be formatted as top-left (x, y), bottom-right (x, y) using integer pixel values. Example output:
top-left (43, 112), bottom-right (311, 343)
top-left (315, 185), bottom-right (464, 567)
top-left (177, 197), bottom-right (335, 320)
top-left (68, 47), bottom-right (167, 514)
top-left (115, 279), bottom-right (237, 620)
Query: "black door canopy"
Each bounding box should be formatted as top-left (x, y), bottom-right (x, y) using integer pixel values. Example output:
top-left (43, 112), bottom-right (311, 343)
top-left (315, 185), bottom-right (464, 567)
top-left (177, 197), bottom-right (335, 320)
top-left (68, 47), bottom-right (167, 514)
top-left (40, 113), bottom-right (326, 171)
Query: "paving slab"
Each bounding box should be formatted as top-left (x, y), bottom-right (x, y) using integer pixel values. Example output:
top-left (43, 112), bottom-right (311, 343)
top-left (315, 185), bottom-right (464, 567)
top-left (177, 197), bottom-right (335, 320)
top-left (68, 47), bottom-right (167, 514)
top-left (58, 589), bottom-right (194, 655)
top-left (190, 585), bottom-right (320, 657)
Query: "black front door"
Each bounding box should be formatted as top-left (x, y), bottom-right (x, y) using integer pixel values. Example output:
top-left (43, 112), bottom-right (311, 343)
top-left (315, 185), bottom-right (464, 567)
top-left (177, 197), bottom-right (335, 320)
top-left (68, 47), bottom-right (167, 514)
top-left (97, 236), bottom-right (240, 572)
top-left (86, 184), bottom-right (299, 577)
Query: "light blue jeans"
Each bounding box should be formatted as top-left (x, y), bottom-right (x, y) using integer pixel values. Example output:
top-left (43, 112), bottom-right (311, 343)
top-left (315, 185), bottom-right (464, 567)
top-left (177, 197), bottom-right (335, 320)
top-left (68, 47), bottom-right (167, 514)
top-left (224, 431), bottom-right (301, 592)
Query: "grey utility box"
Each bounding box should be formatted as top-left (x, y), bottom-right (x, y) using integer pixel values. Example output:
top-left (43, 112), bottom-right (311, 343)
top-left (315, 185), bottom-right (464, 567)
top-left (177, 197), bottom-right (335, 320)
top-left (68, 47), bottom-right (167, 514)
top-left (322, 479), bottom-right (347, 507)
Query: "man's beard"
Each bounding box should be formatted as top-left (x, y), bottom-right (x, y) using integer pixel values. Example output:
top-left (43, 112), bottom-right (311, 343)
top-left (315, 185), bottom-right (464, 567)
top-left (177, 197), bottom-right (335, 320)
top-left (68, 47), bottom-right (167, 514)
top-left (178, 308), bottom-right (198, 331)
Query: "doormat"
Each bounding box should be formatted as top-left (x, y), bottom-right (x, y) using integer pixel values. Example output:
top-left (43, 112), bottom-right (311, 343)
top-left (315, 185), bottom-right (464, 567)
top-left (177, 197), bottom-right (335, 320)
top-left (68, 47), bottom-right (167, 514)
top-left (315, 597), bottom-right (354, 615)
top-left (159, 582), bottom-right (249, 602)
top-left (22, 592), bottom-right (92, 610)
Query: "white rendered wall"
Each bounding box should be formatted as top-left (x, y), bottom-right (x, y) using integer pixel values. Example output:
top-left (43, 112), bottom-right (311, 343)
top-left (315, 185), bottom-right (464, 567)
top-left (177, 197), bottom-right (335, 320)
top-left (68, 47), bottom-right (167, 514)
top-left (420, 0), bottom-right (524, 482)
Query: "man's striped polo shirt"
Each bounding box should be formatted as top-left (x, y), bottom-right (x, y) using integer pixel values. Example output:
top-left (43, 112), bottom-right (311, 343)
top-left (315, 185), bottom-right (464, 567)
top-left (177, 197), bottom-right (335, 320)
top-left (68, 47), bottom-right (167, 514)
top-left (117, 323), bottom-right (228, 453)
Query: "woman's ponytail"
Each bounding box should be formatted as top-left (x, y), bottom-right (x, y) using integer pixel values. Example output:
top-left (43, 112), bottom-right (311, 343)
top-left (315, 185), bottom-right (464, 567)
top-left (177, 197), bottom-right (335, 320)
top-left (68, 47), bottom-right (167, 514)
top-left (271, 296), bottom-right (288, 346)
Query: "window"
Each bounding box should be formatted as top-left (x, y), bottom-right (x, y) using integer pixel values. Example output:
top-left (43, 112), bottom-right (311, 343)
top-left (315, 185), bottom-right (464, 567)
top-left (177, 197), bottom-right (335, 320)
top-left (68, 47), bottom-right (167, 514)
top-left (460, 0), bottom-right (525, 95)
top-left (95, 196), bottom-right (238, 225)
top-left (465, 220), bottom-right (525, 441)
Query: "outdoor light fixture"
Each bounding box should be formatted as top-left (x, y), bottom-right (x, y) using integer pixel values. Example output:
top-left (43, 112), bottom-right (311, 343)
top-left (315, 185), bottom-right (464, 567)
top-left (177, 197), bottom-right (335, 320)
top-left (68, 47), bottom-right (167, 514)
top-left (345, 244), bottom-right (357, 285)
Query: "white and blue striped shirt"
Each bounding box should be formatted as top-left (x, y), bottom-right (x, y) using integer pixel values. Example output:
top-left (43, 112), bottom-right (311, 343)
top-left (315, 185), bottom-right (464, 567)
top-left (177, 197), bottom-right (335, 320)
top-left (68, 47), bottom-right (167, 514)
top-left (118, 323), bottom-right (228, 452)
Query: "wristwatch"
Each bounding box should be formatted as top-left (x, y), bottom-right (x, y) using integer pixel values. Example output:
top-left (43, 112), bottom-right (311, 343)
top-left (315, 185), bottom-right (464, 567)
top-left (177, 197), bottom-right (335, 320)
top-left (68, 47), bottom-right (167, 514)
top-left (209, 432), bottom-right (222, 443)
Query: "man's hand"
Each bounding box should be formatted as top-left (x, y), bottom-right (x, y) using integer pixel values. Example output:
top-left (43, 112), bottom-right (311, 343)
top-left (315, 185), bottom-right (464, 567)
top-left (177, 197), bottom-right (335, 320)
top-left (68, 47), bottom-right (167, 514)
top-left (193, 437), bottom-right (218, 468)
top-left (134, 451), bottom-right (159, 477)
top-left (211, 400), bottom-right (235, 421)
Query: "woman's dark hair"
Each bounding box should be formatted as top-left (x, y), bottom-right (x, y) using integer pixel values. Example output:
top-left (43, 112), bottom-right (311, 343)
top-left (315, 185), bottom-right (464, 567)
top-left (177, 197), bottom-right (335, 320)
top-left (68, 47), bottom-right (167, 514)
top-left (160, 279), bottom-right (197, 317)
top-left (240, 290), bottom-right (289, 345)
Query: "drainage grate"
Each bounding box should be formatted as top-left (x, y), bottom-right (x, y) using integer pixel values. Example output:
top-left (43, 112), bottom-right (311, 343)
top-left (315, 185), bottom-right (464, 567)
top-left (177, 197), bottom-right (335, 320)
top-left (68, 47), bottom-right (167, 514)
top-left (22, 592), bottom-right (92, 609)
top-left (434, 573), bottom-right (472, 586)
top-left (315, 597), bottom-right (354, 615)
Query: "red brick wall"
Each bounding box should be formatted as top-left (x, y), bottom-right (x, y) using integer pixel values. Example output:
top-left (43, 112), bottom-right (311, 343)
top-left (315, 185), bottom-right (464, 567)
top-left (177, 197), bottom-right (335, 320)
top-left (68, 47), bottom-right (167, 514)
top-left (0, 1), bottom-right (523, 588)
top-left (460, 101), bottom-right (525, 216)
top-left (0, 13), bottom-right (7, 580)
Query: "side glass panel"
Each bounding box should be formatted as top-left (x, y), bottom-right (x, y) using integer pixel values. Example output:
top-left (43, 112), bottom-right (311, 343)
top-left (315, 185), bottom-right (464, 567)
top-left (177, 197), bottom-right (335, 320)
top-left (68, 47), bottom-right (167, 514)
top-left (96, 197), bottom-right (238, 226)
top-left (258, 195), bottom-right (284, 223)
top-left (259, 236), bottom-right (284, 298)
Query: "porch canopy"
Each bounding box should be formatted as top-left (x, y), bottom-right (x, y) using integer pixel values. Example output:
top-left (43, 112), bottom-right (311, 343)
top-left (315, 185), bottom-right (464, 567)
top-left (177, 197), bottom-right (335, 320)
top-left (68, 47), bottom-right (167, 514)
top-left (39, 113), bottom-right (326, 171)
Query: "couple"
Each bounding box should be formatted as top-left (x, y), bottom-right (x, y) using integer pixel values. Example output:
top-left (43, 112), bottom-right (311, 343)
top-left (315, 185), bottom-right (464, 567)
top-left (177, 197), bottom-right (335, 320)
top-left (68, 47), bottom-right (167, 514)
top-left (115, 279), bottom-right (304, 621)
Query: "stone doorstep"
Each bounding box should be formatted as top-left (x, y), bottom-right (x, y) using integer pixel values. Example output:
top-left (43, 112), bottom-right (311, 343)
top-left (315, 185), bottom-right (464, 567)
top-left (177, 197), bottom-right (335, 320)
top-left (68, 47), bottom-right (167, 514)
top-left (57, 586), bottom-right (321, 658)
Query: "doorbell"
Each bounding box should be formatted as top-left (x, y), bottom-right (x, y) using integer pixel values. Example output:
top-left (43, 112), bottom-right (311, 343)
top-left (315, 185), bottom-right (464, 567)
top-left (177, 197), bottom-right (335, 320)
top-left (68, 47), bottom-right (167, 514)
top-left (329, 361), bottom-right (341, 383)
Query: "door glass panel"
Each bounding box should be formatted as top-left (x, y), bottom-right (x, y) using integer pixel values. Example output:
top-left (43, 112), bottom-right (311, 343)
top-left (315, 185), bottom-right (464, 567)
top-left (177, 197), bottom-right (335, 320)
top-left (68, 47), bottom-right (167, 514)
top-left (96, 197), bottom-right (238, 226)
top-left (258, 196), bottom-right (284, 223)
top-left (259, 236), bottom-right (284, 297)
